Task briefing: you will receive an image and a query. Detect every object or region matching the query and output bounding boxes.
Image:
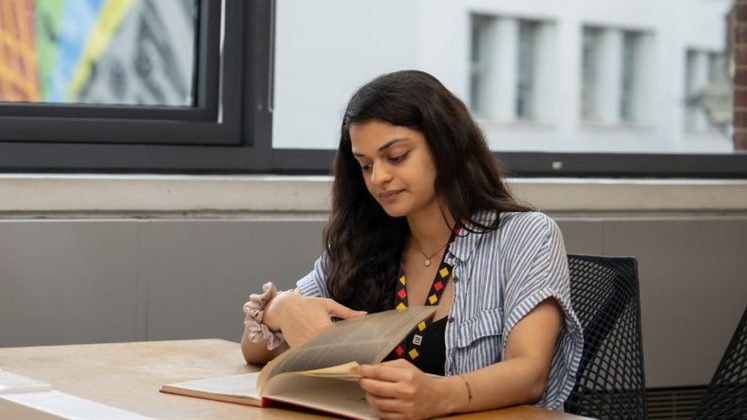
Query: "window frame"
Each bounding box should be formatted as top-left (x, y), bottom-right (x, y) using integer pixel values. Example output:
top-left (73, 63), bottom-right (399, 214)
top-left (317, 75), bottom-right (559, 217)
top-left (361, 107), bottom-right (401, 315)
top-left (271, 149), bottom-right (747, 179)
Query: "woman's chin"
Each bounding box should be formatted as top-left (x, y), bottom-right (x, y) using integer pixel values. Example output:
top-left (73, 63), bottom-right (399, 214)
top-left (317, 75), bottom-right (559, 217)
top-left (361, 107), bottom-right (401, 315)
top-left (379, 204), bottom-right (409, 218)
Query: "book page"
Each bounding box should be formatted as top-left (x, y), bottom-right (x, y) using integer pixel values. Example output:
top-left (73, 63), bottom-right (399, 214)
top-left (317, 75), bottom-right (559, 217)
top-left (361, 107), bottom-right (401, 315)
top-left (295, 361), bottom-right (361, 380)
top-left (160, 372), bottom-right (262, 406)
top-left (258, 306), bottom-right (436, 391)
top-left (262, 374), bottom-right (377, 420)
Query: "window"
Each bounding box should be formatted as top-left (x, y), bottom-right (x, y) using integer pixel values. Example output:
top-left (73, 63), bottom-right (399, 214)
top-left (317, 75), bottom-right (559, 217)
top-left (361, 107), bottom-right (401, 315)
top-left (270, 0), bottom-right (742, 176)
top-left (0, 0), bottom-right (744, 177)
top-left (620, 31), bottom-right (642, 123)
top-left (580, 27), bottom-right (602, 122)
top-left (469, 15), bottom-right (492, 118)
top-left (581, 27), bottom-right (650, 125)
top-left (516, 21), bottom-right (538, 120)
top-left (0, 0), bottom-right (273, 172)
top-left (1, 0), bottom-right (198, 107)
top-left (467, 15), bottom-right (553, 124)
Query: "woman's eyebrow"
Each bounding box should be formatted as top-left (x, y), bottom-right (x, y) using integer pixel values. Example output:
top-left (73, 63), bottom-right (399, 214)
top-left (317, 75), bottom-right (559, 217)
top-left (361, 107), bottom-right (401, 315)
top-left (352, 138), bottom-right (410, 157)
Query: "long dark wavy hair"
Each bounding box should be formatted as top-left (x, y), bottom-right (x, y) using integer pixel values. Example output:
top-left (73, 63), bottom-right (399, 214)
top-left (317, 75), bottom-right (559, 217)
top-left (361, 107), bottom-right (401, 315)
top-left (323, 70), bottom-right (531, 313)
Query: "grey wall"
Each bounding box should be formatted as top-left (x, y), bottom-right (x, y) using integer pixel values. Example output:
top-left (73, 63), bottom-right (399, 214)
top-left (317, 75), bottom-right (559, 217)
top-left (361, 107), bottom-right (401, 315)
top-left (1, 215), bottom-right (745, 389)
top-left (557, 215), bottom-right (747, 388)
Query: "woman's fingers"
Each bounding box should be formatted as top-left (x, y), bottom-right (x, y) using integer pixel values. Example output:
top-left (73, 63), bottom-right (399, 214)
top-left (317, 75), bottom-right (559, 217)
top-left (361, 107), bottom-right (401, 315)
top-left (278, 297), bottom-right (365, 347)
top-left (366, 393), bottom-right (410, 419)
top-left (355, 360), bottom-right (417, 382)
top-left (324, 299), bottom-right (367, 319)
top-left (353, 360), bottom-right (444, 418)
top-left (355, 363), bottom-right (419, 399)
top-left (359, 377), bottom-right (401, 399)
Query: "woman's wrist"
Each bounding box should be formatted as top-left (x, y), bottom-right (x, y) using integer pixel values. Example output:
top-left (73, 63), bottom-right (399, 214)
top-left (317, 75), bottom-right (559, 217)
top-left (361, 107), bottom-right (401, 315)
top-left (243, 282), bottom-right (287, 350)
top-left (442, 375), bottom-right (472, 414)
top-left (263, 289), bottom-right (292, 332)
top-left (457, 375), bottom-right (473, 412)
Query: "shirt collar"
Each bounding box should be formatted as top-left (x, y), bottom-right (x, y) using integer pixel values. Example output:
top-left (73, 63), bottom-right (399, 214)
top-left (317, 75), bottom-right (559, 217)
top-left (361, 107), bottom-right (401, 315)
top-left (445, 210), bottom-right (499, 264)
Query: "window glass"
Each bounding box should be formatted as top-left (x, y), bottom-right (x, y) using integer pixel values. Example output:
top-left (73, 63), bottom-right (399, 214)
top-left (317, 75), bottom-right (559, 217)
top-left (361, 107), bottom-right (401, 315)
top-left (0, 0), bottom-right (257, 170)
top-left (0, 0), bottom-right (198, 107)
top-left (470, 14), bottom-right (491, 118)
top-left (620, 31), bottom-right (640, 122)
top-left (516, 20), bottom-right (537, 120)
top-left (273, 0), bottom-right (735, 156)
top-left (466, 15), bottom-right (551, 125)
top-left (1, 0), bottom-right (740, 174)
top-left (581, 27), bottom-right (602, 122)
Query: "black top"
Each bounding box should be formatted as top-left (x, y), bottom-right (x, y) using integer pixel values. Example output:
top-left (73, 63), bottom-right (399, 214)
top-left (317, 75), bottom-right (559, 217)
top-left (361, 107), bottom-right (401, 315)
top-left (383, 316), bottom-right (447, 376)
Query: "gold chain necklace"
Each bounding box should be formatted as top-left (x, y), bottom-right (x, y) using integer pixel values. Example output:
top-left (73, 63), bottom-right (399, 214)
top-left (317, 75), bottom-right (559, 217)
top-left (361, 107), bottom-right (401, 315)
top-left (410, 236), bottom-right (449, 267)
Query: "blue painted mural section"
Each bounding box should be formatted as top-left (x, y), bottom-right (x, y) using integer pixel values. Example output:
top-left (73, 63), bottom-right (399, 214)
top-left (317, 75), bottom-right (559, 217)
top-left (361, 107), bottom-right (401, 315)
top-left (48, 0), bottom-right (105, 102)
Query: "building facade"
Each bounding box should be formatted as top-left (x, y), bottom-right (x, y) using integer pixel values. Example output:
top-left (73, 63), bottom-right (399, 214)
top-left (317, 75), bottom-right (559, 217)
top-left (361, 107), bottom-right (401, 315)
top-left (274, 0), bottom-right (734, 154)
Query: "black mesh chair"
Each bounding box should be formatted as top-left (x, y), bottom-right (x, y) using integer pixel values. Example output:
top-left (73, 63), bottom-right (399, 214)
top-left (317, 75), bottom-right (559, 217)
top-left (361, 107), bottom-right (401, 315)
top-left (692, 302), bottom-right (747, 420)
top-left (564, 254), bottom-right (648, 420)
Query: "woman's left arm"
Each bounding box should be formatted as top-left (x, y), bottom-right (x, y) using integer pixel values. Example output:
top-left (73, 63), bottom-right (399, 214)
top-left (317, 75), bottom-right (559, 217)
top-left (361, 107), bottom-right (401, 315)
top-left (352, 298), bottom-right (562, 419)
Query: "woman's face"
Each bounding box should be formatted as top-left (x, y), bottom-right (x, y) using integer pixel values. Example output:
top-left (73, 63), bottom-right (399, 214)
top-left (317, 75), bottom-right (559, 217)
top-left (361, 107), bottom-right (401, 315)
top-left (349, 119), bottom-right (439, 219)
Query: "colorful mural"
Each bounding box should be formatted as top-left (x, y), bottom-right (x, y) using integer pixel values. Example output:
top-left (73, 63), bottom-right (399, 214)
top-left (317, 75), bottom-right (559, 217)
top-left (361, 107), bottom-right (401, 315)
top-left (0, 0), bottom-right (195, 105)
top-left (0, 0), bottom-right (39, 101)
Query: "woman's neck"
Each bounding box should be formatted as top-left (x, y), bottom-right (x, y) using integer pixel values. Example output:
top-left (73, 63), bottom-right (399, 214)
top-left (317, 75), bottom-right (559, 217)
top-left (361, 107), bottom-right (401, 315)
top-left (406, 203), bottom-right (455, 252)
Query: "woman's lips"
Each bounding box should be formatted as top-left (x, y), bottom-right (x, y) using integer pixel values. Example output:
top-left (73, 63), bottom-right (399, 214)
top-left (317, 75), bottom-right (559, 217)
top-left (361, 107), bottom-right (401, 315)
top-left (379, 189), bottom-right (402, 202)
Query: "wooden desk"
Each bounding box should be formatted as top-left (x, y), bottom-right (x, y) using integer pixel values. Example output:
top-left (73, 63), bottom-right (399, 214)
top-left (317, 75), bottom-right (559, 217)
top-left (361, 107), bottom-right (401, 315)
top-left (0, 339), bottom-right (590, 419)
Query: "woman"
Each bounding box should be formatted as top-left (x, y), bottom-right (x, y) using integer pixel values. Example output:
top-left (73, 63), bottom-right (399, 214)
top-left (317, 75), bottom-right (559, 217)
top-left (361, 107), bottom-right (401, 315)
top-left (241, 70), bottom-right (583, 419)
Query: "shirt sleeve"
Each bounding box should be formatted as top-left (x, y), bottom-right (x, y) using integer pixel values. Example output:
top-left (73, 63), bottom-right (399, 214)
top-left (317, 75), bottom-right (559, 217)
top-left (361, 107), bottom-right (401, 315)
top-left (500, 212), bottom-right (584, 410)
top-left (295, 253), bottom-right (330, 298)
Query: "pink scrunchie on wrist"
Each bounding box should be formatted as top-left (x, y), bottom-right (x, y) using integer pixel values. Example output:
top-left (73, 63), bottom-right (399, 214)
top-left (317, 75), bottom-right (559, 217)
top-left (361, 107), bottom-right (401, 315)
top-left (243, 282), bottom-right (285, 350)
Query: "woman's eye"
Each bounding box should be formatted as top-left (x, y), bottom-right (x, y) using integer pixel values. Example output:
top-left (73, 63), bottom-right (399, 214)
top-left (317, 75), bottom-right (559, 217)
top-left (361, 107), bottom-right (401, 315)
top-left (360, 163), bottom-right (372, 171)
top-left (389, 152), bottom-right (409, 163)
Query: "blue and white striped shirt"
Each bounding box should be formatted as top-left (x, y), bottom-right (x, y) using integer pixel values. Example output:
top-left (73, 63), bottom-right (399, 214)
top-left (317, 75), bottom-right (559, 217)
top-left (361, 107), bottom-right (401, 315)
top-left (296, 211), bottom-right (583, 409)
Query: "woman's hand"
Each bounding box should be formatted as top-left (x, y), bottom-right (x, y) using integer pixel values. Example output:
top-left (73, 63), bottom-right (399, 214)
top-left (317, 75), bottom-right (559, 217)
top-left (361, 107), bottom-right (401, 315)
top-left (263, 293), bottom-right (366, 347)
top-left (351, 359), bottom-right (457, 420)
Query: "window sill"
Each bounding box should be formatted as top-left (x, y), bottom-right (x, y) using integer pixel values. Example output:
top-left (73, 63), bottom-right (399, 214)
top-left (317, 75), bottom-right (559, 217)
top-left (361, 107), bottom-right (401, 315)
top-left (0, 175), bottom-right (746, 217)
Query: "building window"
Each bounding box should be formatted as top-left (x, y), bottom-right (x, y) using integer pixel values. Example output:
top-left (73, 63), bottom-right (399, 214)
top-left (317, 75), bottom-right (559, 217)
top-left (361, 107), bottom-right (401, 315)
top-left (620, 31), bottom-right (642, 122)
top-left (581, 26), bottom-right (650, 125)
top-left (516, 20), bottom-right (538, 120)
top-left (581, 27), bottom-right (602, 121)
top-left (468, 15), bottom-right (552, 123)
top-left (469, 15), bottom-right (492, 118)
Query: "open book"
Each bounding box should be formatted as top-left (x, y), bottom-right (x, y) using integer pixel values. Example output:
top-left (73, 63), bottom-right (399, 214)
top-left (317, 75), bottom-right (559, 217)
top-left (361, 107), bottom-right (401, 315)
top-left (160, 306), bottom-right (437, 419)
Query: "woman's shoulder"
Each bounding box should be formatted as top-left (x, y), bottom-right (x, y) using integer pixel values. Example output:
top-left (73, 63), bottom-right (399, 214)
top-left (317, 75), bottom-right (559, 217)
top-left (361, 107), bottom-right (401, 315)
top-left (499, 210), bottom-right (556, 227)
top-left (465, 210), bottom-right (561, 246)
top-left (460, 210), bottom-right (551, 243)
top-left (466, 209), bottom-right (556, 231)
top-left (495, 211), bottom-right (561, 242)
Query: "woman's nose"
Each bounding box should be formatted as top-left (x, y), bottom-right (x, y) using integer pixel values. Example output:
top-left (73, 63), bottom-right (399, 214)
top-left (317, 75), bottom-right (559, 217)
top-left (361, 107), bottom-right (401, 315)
top-left (370, 163), bottom-right (392, 185)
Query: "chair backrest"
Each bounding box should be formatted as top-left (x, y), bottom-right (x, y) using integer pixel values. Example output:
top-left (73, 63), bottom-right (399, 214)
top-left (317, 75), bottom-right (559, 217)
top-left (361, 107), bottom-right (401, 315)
top-left (564, 254), bottom-right (648, 420)
top-left (692, 302), bottom-right (747, 420)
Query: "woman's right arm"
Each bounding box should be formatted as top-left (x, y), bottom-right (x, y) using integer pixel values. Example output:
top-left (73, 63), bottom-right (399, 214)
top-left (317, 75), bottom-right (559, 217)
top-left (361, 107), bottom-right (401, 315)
top-left (241, 290), bottom-right (367, 365)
